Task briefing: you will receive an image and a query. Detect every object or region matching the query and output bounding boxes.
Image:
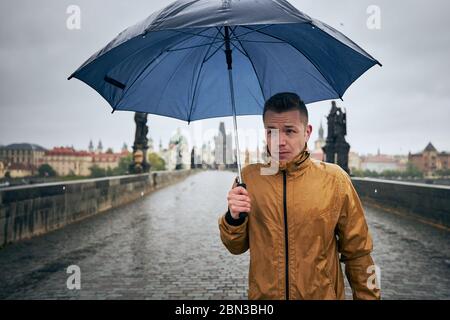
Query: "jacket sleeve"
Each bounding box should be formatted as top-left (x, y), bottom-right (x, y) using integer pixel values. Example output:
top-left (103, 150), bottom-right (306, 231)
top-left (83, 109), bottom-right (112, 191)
top-left (218, 177), bottom-right (249, 255)
top-left (335, 171), bottom-right (381, 300)
top-left (218, 211), bottom-right (249, 255)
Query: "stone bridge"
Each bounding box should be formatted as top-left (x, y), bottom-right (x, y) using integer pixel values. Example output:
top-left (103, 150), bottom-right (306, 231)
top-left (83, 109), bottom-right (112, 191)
top-left (0, 171), bottom-right (449, 299)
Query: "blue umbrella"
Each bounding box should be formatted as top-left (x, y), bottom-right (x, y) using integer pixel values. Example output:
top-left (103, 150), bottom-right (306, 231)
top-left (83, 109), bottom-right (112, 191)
top-left (68, 0), bottom-right (381, 185)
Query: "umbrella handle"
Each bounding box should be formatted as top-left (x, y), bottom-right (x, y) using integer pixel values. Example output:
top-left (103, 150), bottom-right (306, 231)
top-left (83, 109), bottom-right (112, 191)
top-left (237, 182), bottom-right (248, 219)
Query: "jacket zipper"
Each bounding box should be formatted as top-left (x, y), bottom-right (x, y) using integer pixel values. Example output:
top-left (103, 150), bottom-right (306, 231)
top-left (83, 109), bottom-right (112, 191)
top-left (283, 170), bottom-right (289, 300)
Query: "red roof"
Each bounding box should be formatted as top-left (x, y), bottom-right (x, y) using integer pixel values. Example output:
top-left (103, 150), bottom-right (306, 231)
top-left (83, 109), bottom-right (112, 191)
top-left (45, 147), bottom-right (128, 161)
top-left (45, 147), bottom-right (91, 157)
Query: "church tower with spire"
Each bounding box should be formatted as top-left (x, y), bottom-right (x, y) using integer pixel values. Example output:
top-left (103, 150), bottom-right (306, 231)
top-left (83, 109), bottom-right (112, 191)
top-left (314, 120), bottom-right (326, 151)
top-left (88, 140), bottom-right (94, 153)
top-left (310, 120), bottom-right (326, 161)
top-left (97, 140), bottom-right (103, 154)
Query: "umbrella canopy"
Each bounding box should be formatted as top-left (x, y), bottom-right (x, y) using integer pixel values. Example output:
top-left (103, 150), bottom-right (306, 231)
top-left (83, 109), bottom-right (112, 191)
top-left (69, 0), bottom-right (381, 187)
top-left (68, 0), bottom-right (381, 122)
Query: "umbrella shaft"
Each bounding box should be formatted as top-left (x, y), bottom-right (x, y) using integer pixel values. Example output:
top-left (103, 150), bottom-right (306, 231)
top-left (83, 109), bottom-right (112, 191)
top-left (224, 26), bottom-right (242, 183)
top-left (228, 68), bottom-right (243, 184)
top-left (224, 26), bottom-right (233, 70)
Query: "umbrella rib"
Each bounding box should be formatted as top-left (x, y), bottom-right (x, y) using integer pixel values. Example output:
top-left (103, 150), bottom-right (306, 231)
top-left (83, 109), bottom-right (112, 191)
top-left (232, 39), bottom-right (285, 44)
top-left (115, 28), bottom-right (210, 110)
top-left (229, 28), bottom-right (266, 103)
top-left (215, 25), bottom-right (237, 39)
top-left (240, 25), bottom-right (342, 98)
top-left (308, 21), bottom-right (382, 67)
top-left (203, 43), bottom-right (224, 63)
top-left (216, 26), bottom-right (225, 38)
top-left (203, 27), bottom-right (223, 63)
top-left (187, 27), bottom-right (223, 123)
top-left (154, 43), bottom-right (207, 117)
top-left (167, 40), bottom-right (224, 52)
top-left (204, 27), bottom-right (248, 60)
top-left (202, 27), bottom-right (228, 63)
top-left (229, 24), bottom-right (273, 40)
top-left (229, 41), bottom-right (248, 58)
top-left (169, 29), bottom-right (223, 40)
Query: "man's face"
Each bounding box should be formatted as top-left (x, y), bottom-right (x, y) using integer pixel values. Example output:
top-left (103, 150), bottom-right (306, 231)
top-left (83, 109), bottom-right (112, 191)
top-left (264, 109), bottom-right (312, 162)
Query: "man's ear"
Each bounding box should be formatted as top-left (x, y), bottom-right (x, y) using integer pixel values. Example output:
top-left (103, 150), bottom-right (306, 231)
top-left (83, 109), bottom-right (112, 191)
top-left (305, 124), bottom-right (313, 141)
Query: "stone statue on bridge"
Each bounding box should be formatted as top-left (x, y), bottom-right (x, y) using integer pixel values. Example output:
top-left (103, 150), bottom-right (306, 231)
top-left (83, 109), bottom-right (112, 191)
top-left (130, 112), bottom-right (151, 173)
top-left (322, 101), bottom-right (351, 174)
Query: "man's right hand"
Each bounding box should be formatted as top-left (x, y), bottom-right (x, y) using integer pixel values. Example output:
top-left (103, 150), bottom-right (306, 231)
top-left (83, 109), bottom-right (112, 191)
top-left (227, 182), bottom-right (251, 219)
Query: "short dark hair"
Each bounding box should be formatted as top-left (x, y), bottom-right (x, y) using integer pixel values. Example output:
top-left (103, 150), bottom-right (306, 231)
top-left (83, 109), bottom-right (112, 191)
top-left (262, 92), bottom-right (308, 125)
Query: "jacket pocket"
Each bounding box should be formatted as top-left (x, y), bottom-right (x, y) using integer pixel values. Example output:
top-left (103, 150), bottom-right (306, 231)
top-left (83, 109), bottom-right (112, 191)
top-left (317, 238), bottom-right (338, 300)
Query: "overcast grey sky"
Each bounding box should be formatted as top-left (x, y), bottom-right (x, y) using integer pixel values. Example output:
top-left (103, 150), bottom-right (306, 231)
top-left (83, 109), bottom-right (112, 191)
top-left (0, 0), bottom-right (449, 155)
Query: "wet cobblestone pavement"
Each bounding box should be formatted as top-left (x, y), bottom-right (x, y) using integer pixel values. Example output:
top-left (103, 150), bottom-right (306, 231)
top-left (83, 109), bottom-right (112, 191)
top-left (0, 171), bottom-right (449, 299)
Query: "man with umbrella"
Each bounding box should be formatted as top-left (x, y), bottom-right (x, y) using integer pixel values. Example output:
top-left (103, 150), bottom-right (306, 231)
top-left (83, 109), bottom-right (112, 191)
top-left (69, 0), bottom-right (382, 300)
top-left (219, 92), bottom-right (380, 300)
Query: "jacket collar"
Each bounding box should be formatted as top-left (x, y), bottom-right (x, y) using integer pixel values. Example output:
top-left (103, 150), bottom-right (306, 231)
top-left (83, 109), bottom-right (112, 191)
top-left (266, 143), bottom-right (312, 175)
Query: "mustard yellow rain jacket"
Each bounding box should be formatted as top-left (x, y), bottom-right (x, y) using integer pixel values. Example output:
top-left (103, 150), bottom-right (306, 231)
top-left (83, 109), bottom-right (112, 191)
top-left (218, 144), bottom-right (380, 300)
